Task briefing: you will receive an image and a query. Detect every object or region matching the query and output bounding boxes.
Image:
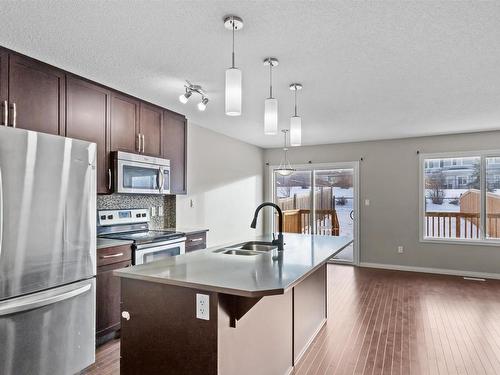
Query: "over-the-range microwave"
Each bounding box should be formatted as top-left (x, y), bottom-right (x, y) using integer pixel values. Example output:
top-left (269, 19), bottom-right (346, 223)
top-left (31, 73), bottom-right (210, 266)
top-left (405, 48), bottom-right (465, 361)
top-left (112, 151), bottom-right (170, 194)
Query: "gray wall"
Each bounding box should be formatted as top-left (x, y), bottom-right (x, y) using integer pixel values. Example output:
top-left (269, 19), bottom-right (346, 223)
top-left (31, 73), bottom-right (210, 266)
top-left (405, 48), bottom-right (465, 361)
top-left (264, 131), bottom-right (500, 275)
top-left (176, 123), bottom-right (264, 247)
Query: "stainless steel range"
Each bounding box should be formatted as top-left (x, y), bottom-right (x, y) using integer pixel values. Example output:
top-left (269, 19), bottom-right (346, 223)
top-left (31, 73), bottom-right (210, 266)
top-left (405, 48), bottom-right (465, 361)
top-left (97, 209), bottom-right (186, 265)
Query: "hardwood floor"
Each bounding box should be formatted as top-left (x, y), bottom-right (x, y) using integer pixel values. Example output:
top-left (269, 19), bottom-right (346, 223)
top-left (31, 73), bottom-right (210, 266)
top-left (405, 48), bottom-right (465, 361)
top-left (85, 265), bottom-right (500, 374)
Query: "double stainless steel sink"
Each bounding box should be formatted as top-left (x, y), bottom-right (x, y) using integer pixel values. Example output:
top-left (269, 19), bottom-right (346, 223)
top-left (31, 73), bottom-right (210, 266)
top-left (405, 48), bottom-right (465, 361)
top-left (213, 241), bottom-right (278, 256)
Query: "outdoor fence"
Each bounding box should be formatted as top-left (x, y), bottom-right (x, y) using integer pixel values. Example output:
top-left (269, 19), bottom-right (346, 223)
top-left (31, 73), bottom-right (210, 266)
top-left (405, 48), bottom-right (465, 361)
top-left (424, 212), bottom-right (500, 238)
top-left (276, 187), bottom-right (345, 235)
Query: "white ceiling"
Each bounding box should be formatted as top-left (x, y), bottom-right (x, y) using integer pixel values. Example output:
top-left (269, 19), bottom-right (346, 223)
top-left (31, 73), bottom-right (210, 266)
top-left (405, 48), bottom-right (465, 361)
top-left (1, 1), bottom-right (500, 148)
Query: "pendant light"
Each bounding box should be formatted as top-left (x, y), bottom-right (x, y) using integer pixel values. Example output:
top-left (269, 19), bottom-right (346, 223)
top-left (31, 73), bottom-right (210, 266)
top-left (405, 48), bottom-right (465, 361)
top-left (224, 15), bottom-right (243, 116)
top-left (289, 83), bottom-right (303, 146)
top-left (263, 57), bottom-right (279, 135)
top-left (276, 129), bottom-right (295, 176)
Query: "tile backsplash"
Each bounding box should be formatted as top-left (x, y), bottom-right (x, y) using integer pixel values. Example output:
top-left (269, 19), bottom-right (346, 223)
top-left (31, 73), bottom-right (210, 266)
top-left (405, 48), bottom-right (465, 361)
top-left (97, 194), bottom-right (176, 229)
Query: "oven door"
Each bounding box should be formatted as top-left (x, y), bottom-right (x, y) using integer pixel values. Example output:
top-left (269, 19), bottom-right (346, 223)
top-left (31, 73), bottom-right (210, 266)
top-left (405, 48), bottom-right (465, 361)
top-left (116, 159), bottom-right (162, 194)
top-left (134, 239), bottom-right (186, 265)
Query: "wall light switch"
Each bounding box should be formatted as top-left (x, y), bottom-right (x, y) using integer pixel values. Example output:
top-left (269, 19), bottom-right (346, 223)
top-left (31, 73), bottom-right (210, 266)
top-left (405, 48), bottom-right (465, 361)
top-left (151, 206), bottom-right (156, 217)
top-left (158, 206), bottom-right (164, 217)
top-left (196, 293), bottom-right (210, 320)
top-left (365, 199), bottom-right (370, 206)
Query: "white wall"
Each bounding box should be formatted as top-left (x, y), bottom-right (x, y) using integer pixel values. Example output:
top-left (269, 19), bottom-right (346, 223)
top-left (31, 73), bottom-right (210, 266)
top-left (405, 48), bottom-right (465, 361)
top-left (264, 130), bottom-right (500, 276)
top-left (176, 123), bottom-right (264, 247)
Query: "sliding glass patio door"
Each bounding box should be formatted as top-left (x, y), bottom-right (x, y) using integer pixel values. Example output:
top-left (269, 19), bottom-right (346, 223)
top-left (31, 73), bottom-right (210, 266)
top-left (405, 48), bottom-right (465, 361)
top-left (271, 163), bottom-right (359, 265)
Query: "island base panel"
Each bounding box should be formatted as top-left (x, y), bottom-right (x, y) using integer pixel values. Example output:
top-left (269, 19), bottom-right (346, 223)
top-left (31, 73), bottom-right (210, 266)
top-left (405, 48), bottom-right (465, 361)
top-left (293, 264), bottom-right (327, 363)
top-left (120, 279), bottom-right (218, 375)
top-left (218, 291), bottom-right (293, 375)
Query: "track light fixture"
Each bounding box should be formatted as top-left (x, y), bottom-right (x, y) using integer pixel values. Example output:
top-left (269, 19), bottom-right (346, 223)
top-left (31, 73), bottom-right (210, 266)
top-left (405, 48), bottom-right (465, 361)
top-left (179, 80), bottom-right (209, 111)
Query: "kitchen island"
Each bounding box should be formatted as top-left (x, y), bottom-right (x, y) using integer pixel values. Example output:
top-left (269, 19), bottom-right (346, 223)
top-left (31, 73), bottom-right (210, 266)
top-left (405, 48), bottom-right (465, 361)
top-left (114, 233), bottom-right (352, 375)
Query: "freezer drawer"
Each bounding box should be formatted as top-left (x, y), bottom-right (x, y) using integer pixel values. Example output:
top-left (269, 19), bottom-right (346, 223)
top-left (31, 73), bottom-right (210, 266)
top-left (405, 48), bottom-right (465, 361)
top-left (0, 279), bottom-right (96, 375)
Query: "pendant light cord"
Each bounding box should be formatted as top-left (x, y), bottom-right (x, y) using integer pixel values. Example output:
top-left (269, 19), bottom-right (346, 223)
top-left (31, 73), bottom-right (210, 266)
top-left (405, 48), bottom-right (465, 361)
top-left (269, 63), bottom-right (273, 98)
top-left (231, 20), bottom-right (235, 68)
top-left (294, 86), bottom-right (298, 117)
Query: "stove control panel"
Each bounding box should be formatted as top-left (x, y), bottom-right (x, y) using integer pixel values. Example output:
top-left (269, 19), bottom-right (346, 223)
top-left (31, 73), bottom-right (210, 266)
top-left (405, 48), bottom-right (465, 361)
top-left (97, 209), bottom-right (150, 226)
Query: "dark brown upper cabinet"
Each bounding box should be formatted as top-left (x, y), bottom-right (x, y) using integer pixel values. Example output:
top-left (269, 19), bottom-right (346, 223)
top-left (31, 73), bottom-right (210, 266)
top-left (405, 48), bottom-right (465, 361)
top-left (66, 77), bottom-right (111, 194)
top-left (110, 93), bottom-right (140, 153)
top-left (7, 53), bottom-right (65, 135)
top-left (139, 102), bottom-right (163, 157)
top-left (162, 110), bottom-right (187, 195)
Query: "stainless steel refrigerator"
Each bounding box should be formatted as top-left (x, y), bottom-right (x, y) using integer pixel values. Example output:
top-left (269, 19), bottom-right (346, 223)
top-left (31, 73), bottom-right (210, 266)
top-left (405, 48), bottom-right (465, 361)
top-left (0, 126), bottom-right (96, 375)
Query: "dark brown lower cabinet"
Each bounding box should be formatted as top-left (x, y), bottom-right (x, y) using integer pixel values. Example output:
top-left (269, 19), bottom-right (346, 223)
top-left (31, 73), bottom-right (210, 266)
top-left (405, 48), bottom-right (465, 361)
top-left (96, 245), bottom-right (132, 344)
top-left (185, 231), bottom-right (207, 252)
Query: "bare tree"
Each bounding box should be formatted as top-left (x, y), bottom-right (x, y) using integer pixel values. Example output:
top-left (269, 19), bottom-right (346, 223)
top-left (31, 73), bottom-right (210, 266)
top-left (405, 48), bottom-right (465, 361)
top-left (426, 171), bottom-right (445, 204)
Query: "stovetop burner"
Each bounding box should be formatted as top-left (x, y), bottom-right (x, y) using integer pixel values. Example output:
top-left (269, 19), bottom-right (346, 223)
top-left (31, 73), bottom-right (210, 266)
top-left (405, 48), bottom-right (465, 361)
top-left (100, 230), bottom-right (185, 245)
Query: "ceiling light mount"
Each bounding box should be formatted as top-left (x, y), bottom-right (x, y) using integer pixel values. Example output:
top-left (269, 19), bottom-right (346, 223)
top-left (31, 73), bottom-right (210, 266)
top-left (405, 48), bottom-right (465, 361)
top-left (263, 57), bottom-right (279, 67)
top-left (289, 83), bottom-right (303, 92)
top-left (223, 15), bottom-right (244, 31)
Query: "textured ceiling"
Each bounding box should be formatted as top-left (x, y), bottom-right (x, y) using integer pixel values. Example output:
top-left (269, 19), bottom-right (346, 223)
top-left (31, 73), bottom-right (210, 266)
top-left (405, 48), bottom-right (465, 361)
top-left (1, 1), bottom-right (500, 148)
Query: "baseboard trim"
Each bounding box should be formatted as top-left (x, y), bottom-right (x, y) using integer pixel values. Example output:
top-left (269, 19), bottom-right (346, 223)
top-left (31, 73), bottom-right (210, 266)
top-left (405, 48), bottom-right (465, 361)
top-left (359, 262), bottom-right (500, 280)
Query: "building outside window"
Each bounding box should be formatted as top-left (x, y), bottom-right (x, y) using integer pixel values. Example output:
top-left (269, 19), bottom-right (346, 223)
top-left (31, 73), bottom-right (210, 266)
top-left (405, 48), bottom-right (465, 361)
top-left (421, 152), bottom-right (500, 242)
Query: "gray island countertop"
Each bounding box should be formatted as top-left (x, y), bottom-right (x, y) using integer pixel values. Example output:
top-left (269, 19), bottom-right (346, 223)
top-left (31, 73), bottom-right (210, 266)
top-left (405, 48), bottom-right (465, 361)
top-left (114, 233), bottom-right (352, 297)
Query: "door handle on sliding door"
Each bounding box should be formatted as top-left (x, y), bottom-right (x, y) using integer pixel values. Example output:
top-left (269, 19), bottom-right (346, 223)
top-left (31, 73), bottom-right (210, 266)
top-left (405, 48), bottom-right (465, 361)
top-left (0, 282), bottom-right (92, 316)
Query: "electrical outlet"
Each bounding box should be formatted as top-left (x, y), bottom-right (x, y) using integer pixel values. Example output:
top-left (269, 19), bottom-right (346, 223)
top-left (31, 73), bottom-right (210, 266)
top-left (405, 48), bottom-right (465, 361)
top-left (196, 293), bottom-right (210, 320)
top-left (150, 206), bottom-right (156, 217)
top-left (158, 205), bottom-right (164, 217)
top-left (397, 246), bottom-right (404, 253)
top-left (365, 199), bottom-right (370, 206)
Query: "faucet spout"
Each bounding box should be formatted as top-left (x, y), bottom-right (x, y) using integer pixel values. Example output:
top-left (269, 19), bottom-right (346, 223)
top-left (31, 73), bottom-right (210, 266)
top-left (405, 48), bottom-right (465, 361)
top-left (250, 202), bottom-right (284, 250)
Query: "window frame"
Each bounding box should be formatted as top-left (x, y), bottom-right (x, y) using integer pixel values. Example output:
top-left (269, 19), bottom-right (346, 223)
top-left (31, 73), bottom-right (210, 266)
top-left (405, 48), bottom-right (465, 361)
top-left (419, 150), bottom-right (500, 246)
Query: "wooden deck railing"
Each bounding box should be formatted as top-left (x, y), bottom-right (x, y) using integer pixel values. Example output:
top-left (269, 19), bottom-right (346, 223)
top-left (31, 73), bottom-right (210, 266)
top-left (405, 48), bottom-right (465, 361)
top-left (425, 212), bottom-right (500, 239)
top-left (279, 209), bottom-right (340, 236)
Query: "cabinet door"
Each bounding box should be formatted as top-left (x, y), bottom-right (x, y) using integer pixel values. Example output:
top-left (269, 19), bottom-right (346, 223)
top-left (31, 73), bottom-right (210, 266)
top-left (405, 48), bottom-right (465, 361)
top-left (0, 49), bottom-right (7, 123)
top-left (139, 102), bottom-right (162, 156)
top-left (96, 259), bottom-right (131, 338)
top-left (162, 111), bottom-right (187, 194)
top-left (66, 77), bottom-right (110, 194)
top-left (8, 53), bottom-right (65, 135)
top-left (110, 93), bottom-right (139, 153)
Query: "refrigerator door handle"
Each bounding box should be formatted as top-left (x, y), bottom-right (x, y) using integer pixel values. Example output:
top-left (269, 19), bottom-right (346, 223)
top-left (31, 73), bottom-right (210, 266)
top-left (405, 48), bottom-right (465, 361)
top-left (0, 282), bottom-right (92, 316)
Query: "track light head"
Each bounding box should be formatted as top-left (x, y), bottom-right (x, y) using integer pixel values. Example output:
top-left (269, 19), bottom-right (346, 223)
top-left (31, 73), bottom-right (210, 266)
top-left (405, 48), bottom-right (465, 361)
top-left (179, 90), bottom-right (192, 104)
top-left (198, 97), bottom-right (209, 111)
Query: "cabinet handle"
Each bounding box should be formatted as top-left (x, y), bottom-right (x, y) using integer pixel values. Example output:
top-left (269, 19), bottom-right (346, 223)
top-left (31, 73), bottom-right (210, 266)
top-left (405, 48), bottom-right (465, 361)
top-left (108, 169), bottom-right (112, 191)
top-left (121, 311), bottom-right (131, 321)
top-left (100, 252), bottom-right (124, 259)
top-left (10, 103), bottom-right (16, 128)
top-left (1, 101), bottom-right (7, 126)
top-left (189, 238), bottom-right (204, 243)
top-left (137, 133), bottom-right (141, 152)
top-left (141, 134), bottom-right (145, 153)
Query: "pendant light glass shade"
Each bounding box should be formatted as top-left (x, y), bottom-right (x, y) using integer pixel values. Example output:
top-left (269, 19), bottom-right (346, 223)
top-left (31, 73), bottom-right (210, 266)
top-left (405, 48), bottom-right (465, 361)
top-left (290, 116), bottom-right (302, 146)
top-left (276, 129), bottom-right (295, 176)
top-left (225, 67), bottom-right (242, 116)
top-left (264, 98), bottom-right (278, 135)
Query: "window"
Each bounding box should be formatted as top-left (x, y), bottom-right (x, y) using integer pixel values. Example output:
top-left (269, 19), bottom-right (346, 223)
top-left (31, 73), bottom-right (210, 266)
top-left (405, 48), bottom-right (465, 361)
top-left (420, 152), bottom-right (500, 243)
